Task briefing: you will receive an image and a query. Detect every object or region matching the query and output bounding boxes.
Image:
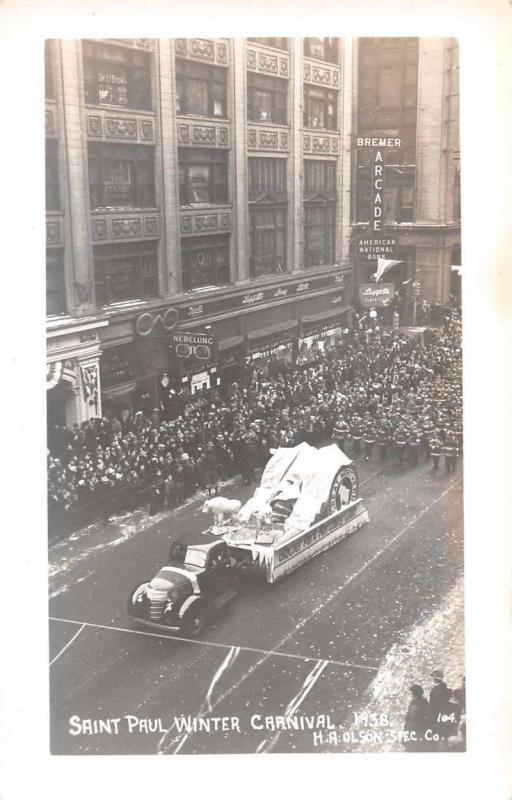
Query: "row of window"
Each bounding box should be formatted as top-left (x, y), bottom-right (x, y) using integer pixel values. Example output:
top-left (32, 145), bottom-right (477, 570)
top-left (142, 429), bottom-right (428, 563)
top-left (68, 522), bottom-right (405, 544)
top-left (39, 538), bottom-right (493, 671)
top-left (45, 38), bottom-right (340, 102)
top-left (46, 195), bottom-right (337, 315)
top-left (46, 146), bottom-right (340, 211)
top-left (46, 39), bottom-right (341, 129)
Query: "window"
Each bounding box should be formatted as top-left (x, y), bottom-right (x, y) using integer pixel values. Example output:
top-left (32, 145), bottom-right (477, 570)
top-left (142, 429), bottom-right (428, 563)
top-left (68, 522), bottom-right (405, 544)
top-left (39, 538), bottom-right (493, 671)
top-left (181, 235), bottom-right (230, 291)
top-left (355, 38), bottom-right (419, 223)
top-left (249, 157), bottom-right (287, 200)
top-left (46, 140), bottom-right (60, 211)
top-left (94, 241), bottom-right (158, 306)
top-left (247, 38), bottom-right (288, 50)
top-left (88, 143), bottom-right (155, 209)
top-left (45, 40), bottom-right (55, 99)
top-left (178, 148), bottom-right (228, 205)
top-left (83, 40), bottom-right (152, 110)
top-left (249, 206), bottom-right (287, 277)
top-left (304, 161), bottom-right (336, 268)
top-left (176, 59), bottom-right (227, 118)
top-left (304, 160), bottom-right (336, 197)
top-left (303, 85), bottom-right (337, 130)
top-left (304, 205), bottom-right (336, 268)
top-left (46, 249), bottom-right (66, 315)
top-left (247, 72), bottom-right (287, 125)
top-left (355, 164), bottom-right (415, 224)
top-left (303, 38), bottom-right (338, 63)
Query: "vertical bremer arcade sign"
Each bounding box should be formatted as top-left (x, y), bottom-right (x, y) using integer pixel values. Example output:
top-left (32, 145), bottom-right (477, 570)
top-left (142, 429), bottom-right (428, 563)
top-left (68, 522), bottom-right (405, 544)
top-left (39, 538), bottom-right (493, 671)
top-left (356, 136), bottom-right (400, 262)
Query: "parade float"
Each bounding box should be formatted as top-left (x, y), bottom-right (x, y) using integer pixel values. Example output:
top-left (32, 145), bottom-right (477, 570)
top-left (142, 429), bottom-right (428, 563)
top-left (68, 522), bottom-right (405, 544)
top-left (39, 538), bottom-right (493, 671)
top-left (127, 443), bottom-right (369, 636)
top-left (218, 442), bottom-right (370, 583)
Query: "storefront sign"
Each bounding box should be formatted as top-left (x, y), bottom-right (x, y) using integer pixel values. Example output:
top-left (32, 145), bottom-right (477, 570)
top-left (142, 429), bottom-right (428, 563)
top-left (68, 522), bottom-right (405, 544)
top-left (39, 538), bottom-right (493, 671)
top-left (136, 307), bottom-right (179, 336)
top-left (356, 136), bottom-right (401, 235)
top-left (357, 236), bottom-right (397, 262)
top-left (358, 283), bottom-right (395, 308)
top-left (178, 271), bottom-right (348, 322)
top-left (170, 332), bottom-right (217, 361)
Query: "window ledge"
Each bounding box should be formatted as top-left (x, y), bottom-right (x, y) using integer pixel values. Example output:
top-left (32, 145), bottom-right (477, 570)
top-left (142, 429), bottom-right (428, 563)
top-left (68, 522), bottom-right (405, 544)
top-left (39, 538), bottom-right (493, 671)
top-left (90, 207), bottom-right (159, 214)
top-left (84, 103), bottom-right (155, 115)
top-left (248, 120), bottom-right (290, 129)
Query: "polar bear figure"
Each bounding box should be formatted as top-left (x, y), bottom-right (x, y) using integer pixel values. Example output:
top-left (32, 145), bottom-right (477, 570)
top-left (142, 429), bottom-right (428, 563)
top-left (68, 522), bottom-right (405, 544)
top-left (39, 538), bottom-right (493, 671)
top-left (201, 497), bottom-right (242, 526)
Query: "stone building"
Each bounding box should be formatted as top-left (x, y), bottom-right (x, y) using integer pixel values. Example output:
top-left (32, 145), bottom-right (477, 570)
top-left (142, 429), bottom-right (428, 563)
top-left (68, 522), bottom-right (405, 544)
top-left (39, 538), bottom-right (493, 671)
top-left (45, 37), bottom-right (460, 428)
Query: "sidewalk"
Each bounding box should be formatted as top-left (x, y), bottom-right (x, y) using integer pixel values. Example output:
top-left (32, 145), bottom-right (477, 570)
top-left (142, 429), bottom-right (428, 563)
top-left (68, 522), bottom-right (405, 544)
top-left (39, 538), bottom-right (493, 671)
top-left (346, 574), bottom-right (465, 751)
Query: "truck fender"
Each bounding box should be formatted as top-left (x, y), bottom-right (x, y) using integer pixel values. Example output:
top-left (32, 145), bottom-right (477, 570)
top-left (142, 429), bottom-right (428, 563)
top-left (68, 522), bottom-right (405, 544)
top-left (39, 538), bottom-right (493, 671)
top-left (178, 594), bottom-right (203, 619)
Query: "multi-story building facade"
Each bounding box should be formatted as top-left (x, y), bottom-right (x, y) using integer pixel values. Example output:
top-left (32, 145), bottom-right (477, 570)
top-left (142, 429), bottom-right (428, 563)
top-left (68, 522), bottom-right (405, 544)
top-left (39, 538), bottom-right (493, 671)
top-left (45, 37), bottom-right (460, 429)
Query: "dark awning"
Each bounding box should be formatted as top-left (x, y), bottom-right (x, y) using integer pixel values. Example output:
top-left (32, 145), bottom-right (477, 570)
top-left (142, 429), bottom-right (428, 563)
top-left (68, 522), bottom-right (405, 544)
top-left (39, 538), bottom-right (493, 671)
top-left (218, 334), bottom-right (244, 351)
top-left (302, 305), bottom-right (350, 335)
top-left (247, 319), bottom-right (297, 341)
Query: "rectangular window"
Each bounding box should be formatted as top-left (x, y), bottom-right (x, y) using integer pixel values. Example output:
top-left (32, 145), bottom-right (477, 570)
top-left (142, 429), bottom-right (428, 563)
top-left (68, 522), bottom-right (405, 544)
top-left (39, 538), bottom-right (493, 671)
top-left (176, 59), bottom-right (227, 118)
top-left (88, 143), bottom-right (155, 209)
top-left (46, 249), bottom-right (66, 315)
top-left (304, 85), bottom-right (337, 130)
top-left (178, 148), bottom-right (228, 205)
top-left (181, 235), bottom-right (230, 291)
top-left (247, 38), bottom-right (288, 50)
top-left (94, 241), bottom-right (158, 306)
top-left (303, 38), bottom-right (338, 63)
top-left (304, 160), bottom-right (336, 198)
top-left (248, 157), bottom-right (287, 199)
top-left (83, 40), bottom-right (152, 110)
top-left (45, 40), bottom-right (55, 99)
top-left (304, 204), bottom-right (336, 268)
top-left (355, 165), bottom-right (415, 224)
top-left (249, 206), bottom-right (287, 277)
top-left (247, 72), bottom-right (287, 125)
top-left (46, 139), bottom-right (60, 211)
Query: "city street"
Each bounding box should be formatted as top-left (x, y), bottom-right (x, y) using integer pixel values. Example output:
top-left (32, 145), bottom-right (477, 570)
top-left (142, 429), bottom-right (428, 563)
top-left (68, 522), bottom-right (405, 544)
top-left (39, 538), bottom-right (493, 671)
top-left (49, 452), bottom-right (464, 755)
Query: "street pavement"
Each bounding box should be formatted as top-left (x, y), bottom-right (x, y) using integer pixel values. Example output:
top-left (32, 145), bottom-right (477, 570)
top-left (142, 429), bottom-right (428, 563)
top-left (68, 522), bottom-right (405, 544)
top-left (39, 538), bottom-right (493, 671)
top-left (49, 449), bottom-right (464, 755)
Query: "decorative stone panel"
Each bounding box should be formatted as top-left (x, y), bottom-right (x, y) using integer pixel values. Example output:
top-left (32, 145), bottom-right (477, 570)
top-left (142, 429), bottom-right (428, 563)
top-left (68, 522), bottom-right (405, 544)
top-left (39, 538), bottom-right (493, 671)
top-left (85, 109), bottom-right (156, 144)
top-left (46, 215), bottom-right (63, 246)
top-left (176, 117), bottom-right (230, 148)
top-left (180, 208), bottom-right (232, 236)
top-left (246, 44), bottom-right (289, 78)
top-left (91, 211), bottom-right (159, 242)
top-left (303, 132), bottom-right (340, 156)
top-left (303, 58), bottom-right (341, 89)
top-left (247, 124), bottom-right (289, 152)
top-left (174, 38), bottom-right (230, 67)
top-left (45, 107), bottom-right (57, 137)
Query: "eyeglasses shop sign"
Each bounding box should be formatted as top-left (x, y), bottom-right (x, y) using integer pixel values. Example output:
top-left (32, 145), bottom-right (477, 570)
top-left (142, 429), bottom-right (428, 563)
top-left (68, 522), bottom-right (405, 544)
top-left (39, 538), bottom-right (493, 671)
top-left (170, 332), bottom-right (217, 361)
top-left (359, 283), bottom-right (395, 308)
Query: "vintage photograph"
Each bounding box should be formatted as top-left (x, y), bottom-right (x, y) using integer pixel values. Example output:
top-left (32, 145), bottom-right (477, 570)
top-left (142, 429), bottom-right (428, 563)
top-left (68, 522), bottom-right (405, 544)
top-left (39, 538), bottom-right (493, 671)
top-left (46, 36), bottom-right (464, 756)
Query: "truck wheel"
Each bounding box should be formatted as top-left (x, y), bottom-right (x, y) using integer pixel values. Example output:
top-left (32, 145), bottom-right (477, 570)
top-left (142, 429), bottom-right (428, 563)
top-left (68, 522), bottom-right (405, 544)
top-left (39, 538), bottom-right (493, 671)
top-left (181, 606), bottom-right (206, 637)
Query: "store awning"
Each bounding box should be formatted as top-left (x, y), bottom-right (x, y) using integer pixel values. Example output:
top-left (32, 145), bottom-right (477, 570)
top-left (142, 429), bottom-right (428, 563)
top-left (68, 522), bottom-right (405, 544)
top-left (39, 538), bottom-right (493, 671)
top-left (302, 305), bottom-right (350, 326)
top-left (102, 381), bottom-right (138, 398)
top-left (247, 319), bottom-right (297, 341)
top-left (218, 334), bottom-right (244, 351)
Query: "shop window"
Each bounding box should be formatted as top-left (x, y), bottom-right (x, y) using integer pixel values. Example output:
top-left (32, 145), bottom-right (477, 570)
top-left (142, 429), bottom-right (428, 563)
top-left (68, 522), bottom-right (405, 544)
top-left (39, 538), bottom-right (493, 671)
top-left (247, 72), bottom-right (287, 125)
top-left (176, 59), bottom-right (227, 118)
top-left (247, 38), bottom-right (288, 50)
top-left (45, 40), bottom-right (55, 99)
top-left (88, 143), bottom-right (155, 209)
top-left (94, 240), bottom-right (158, 306)
top-left (304, 204), bottom-right (335, 268)
top-left (46, 139), bottom-right (60, 211)
top-left (181, 235), bottom-right (230, 291)
top-left (249, 157), bottom-right (287, 200)
top-left (249, 205), bottom-right (287, 277)
top-left (83, 40), bottom-right (152, 110)
top-left (178, 148), bottom-right (228, 205)
top-left (303, 38), bottom-right (338, 64)
top-left (46, 249), bottom-right (66, 315)
top-left (303, 85), bottom-right (337, 130)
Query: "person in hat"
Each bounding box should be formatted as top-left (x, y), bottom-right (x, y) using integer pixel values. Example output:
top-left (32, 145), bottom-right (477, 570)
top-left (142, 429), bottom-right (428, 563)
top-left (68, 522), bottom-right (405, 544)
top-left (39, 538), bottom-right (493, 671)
top-left (403, 684), bottom-right (429, 752)
top-left (428, 669), bottom-right (453, 749)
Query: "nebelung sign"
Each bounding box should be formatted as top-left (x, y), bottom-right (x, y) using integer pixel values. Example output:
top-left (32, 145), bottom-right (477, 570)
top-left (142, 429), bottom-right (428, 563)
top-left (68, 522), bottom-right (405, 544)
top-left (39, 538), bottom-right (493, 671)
top-left (170, 332), bottom-right (217, 361)
top-left (358, 283), bottom-right (395, 308)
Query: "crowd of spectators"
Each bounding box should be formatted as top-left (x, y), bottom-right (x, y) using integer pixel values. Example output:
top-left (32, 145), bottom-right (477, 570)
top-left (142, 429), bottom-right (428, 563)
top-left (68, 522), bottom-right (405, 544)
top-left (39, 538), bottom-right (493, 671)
top-left (48, 309), bottom-right (462, 528)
